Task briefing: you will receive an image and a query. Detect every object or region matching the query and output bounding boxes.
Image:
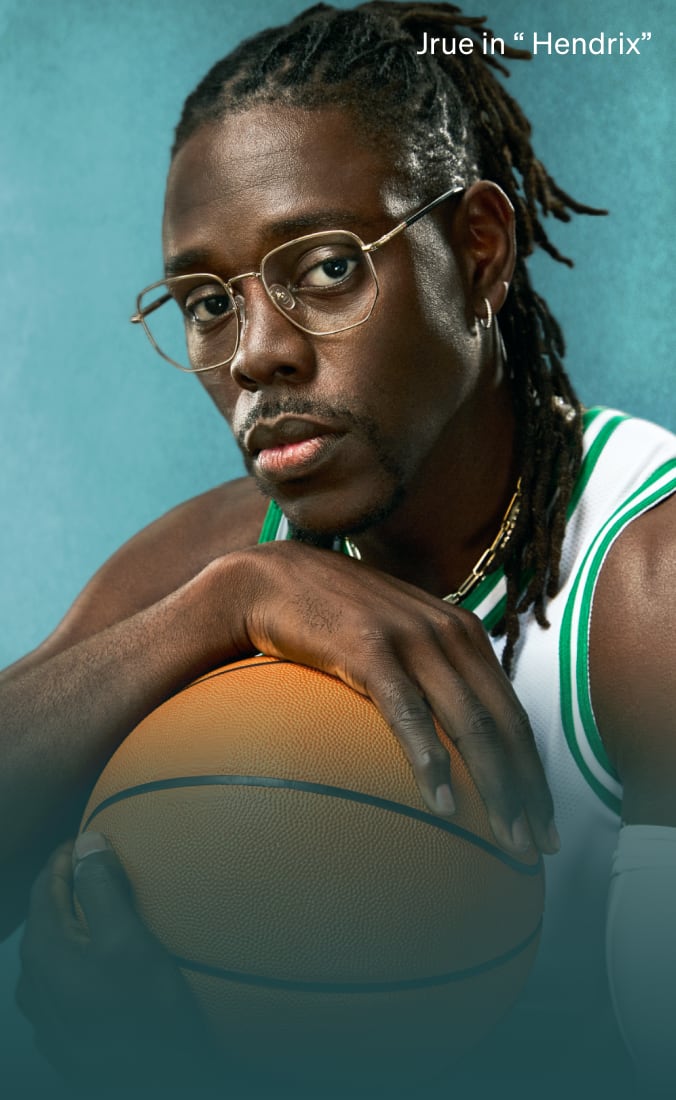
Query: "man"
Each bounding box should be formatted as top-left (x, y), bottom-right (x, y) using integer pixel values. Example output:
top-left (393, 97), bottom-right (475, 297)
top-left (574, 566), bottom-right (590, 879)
top-left (2, 3), bottom-right (674, 1095)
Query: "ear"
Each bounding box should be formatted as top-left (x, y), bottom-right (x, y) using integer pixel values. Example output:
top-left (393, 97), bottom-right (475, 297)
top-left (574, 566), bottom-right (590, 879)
top-left (453, 181), bottom-right (515, 319)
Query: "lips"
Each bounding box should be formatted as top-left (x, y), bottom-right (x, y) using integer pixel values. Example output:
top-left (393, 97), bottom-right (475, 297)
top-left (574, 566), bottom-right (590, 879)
top-left (245, 416), bottom-right (345, 480)
top-left (246, 416), bottom-right (343, 454)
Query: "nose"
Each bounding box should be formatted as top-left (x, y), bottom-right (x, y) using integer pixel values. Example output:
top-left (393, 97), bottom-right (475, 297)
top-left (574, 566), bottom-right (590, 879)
top-left (229, 276), bottom-right (316, 393)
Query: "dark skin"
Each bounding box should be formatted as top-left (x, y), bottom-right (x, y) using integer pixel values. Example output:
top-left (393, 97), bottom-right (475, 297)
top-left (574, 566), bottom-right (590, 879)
top-left (6, 105), bottom-right (676, 1085)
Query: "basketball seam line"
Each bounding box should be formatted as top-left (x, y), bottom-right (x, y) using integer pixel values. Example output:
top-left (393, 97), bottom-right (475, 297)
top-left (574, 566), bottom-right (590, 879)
top-left (163, 657), bottom-right (283, 703)
top-left (82, 775), bottom-right (542, 876)
top-left (171, 918), bottom-right (543, 993)
top-left (191, 657), bottom-right (283, 687)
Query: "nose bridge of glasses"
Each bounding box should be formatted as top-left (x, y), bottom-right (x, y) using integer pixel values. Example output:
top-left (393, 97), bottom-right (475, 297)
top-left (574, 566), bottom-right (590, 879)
top-left (225, 268), bottom-right (262, 295)
top-left (226, 268), bottom-right (297, 323)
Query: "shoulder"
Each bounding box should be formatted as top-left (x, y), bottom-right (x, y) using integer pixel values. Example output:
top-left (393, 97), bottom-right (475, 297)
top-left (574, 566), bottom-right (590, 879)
top-left (112, 475), bottom-right (268, 584)
top-left (4, 476), bottom-right (269, 673)
top-left (589, 491), bottom-right (676, 823)
top-left (66, 475), bottom-right (269, 630)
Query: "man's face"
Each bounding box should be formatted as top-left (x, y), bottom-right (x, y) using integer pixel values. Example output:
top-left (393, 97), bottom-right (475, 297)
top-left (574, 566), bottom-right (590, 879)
top-left (163, 104), bottom-right (483, 540)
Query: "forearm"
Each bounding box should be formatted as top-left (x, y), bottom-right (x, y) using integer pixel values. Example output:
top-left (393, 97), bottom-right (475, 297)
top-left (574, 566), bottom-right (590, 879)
top-left (0, 554), bottom-right (253, 887)
top-left (606, 824), bottom-right (676, 1093)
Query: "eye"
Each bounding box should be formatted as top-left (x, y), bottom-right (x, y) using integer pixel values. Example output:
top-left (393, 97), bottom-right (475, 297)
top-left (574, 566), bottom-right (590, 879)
top-left (294, 250), bottom-right (361, 290)
top-left (183, 284), bottom-right (235, 324)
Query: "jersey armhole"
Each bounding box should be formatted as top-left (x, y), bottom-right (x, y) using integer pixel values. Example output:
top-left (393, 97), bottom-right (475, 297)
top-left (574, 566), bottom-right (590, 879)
top-left (560, 460), bottom-right (676, 816)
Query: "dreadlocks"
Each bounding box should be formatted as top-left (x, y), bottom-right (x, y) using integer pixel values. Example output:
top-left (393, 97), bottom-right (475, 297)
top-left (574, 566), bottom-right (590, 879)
top-left (173, 2), bottom-right (606, 674)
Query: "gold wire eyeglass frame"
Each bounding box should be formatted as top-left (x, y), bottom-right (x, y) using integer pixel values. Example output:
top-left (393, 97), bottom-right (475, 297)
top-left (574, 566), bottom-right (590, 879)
top-left (130, 184), bottom-right (464, 373)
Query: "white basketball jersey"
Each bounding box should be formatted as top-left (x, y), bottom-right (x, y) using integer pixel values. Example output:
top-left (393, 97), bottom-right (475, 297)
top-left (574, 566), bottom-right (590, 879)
top-left (259, 407), bottom-right (676, 1079)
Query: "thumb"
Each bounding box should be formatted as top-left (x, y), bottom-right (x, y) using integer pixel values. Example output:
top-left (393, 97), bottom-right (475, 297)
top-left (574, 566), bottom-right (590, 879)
top-left (72, 831), bottom-right (139, 941)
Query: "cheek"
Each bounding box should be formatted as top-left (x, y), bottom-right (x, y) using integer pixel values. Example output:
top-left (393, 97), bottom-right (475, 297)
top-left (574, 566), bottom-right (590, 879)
top-left (411, 228), bottom-right (472, 342)
top-left (375, 232), bottom-right (471, 360)
top-left (325, 248), bottom-right (474, 415)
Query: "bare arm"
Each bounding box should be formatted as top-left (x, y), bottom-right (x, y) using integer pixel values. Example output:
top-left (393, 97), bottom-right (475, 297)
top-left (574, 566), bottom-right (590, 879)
top-left (591, 492), bottom-right (676, 825)
top-left (590, 492), bottom-right (676, 1089)
top-left (0, 479), bottom-right (266, 937)
top-left (2, 479), bottom-right (557, 938)
top-left (0, 557), bottom-right (264, 937)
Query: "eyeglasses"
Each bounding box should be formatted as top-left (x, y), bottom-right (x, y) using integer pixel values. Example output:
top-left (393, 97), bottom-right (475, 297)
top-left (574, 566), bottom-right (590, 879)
top-left (130, 184), bottom-right (464, 373)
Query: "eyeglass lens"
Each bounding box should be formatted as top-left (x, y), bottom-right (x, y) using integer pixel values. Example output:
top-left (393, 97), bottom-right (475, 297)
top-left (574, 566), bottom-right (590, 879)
top-left (139, 231), bottom-right (377, 371)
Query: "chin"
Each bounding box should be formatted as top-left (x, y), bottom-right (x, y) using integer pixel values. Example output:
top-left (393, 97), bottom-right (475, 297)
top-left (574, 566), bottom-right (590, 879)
top-left (285, 523), bottom-right (337, 549)
top-left (283, 482), bottom-right (406, 547)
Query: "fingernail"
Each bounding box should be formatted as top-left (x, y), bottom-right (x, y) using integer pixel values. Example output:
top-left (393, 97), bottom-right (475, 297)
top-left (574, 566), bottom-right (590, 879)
top-left (73, 831), bottom-right (109, 863)
top-left (434, 783), bottom-right (456, 816)
top-left (510, 815), bottom-right (532, 853)
top-left (547, 821), bottom-right (561, 853)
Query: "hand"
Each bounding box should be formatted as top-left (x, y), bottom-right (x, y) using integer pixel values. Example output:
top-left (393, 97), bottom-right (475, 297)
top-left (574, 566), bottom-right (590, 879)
top-left (16, 834), bottom-right (220, 1089)
top-left (226, 541), bottom-right (558, 856)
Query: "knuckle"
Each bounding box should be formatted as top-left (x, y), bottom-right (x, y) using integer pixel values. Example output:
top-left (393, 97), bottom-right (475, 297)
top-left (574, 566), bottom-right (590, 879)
top-left (389, 697), bottom-right (429, 733)
top-left (434, 609), bottom-right (469, 644)
top-left (505, 708), bottom-right (534, 747)
top-left (415, 744), bottom-right (451, 772)
top-left (462, 610), bottom-right (490, 646)
top-left (467, 703), bottom-right (497, 740)
top-left (448, 604), bottom-right (479, 629)
top-left (457, 704), bottom-right (498, 747)
top-left (360, 626), bottom-right (394, 653)
top-left (385, 699), bottom-right (448, 768)
top-left (434, 607), bottom-right (491, 655)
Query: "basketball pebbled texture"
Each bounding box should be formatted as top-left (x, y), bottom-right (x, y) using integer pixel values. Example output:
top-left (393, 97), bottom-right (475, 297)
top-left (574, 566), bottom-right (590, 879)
top-left (79, 655), bottom-right (544, 1084)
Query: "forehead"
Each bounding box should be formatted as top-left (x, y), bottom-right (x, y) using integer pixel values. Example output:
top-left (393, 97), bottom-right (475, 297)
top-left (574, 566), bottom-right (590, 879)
top-left (163, 104), bottom-right (410, 269)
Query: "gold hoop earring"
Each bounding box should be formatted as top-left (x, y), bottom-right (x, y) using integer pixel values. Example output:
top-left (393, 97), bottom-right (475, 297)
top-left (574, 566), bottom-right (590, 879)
top-left (478, 297), bottom-right (493, 331)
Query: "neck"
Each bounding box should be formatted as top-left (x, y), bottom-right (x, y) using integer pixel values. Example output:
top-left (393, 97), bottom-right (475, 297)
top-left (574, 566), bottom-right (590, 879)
top-left (347, 384), bottom-right (518, 598)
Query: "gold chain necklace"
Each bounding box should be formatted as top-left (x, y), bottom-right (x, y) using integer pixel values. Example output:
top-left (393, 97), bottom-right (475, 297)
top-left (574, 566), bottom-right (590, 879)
top-left (343, 477), bottom-right (522, 606)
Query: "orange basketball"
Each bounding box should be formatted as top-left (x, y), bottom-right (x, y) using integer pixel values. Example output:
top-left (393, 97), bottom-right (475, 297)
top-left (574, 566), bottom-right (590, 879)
top-left (79, 656), bottom-right (543, 1088)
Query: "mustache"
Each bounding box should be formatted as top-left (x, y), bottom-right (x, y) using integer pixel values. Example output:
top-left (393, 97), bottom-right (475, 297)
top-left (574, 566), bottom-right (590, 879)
top-left (235, 398), bottom-right (377, 451)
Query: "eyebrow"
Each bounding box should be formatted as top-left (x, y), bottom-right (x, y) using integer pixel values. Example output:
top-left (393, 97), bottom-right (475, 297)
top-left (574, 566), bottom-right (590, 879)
top-left (164, 210), bottom-right (380, 278)
top-left (164, 249), bottom-right (214, 278)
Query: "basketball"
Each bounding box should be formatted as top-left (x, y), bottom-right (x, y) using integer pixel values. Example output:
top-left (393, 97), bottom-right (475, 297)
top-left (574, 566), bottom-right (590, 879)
top-left (78, 656), bottom-right (544, 1087)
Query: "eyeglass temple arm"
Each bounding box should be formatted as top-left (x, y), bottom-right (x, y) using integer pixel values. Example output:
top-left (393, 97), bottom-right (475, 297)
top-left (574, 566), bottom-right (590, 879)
top-left (130, 291), bottom-right (172, 325)
top-left (363, 185), bottom-right (464, 254)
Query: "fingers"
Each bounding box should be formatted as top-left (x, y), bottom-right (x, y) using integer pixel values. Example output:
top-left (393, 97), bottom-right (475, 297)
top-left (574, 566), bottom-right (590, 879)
top-left (252, 545), bottom-right (557, 856)
top-left (365, 663), bottom-right (456, 819)
top-left (21, 833), bottom-right (138, 955)
top-left (490, 689), bottom-right (559, 853)
top-left (429, 617), bottom-right (558, 854)
top-left (23, 839), bottom-right (80, 945)
top-left (18, 841), bottom-right (80, 1036)
top-left (71, 832), bottom-right (140, 943)
top-left (360, 605), bottom-right (557, 857)
top-left (426, 667), bottom-right (539, 855)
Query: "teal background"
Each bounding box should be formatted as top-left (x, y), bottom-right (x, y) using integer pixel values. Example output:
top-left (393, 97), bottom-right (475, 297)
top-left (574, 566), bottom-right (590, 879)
top-left (0, 0), bottom-right (673, 1091)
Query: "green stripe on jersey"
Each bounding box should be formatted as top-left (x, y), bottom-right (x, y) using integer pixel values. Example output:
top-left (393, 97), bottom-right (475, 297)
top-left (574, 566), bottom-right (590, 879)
top-left (256, 409), bottom-right (633, 637)
top-left (560, 459), bottom-right (676, 814)
top-left (258, 500), bottom-right (286, 543)
top-left (569, 409), bottom-right (628, 515)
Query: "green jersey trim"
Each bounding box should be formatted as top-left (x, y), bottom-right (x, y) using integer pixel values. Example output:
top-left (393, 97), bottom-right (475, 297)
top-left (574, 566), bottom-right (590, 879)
top-left (256, 407), bottom-right (627, 633)
top-left (256, 411), bottom-right (675, 816)
top-left (451, 407), bottom-right (627, 629)
top-left (258, 500), bottom-right (284, 543)
top-left (568, 409), bottom-right (629, 513)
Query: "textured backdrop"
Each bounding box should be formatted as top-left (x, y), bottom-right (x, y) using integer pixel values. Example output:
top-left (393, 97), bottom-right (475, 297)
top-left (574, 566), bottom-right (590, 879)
top-left (0, 0), bottom-right (672, 1090)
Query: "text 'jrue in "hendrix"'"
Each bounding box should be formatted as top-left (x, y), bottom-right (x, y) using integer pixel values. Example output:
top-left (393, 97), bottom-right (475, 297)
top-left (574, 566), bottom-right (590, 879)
top-left (416, 31), bottom-right (652, 57)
